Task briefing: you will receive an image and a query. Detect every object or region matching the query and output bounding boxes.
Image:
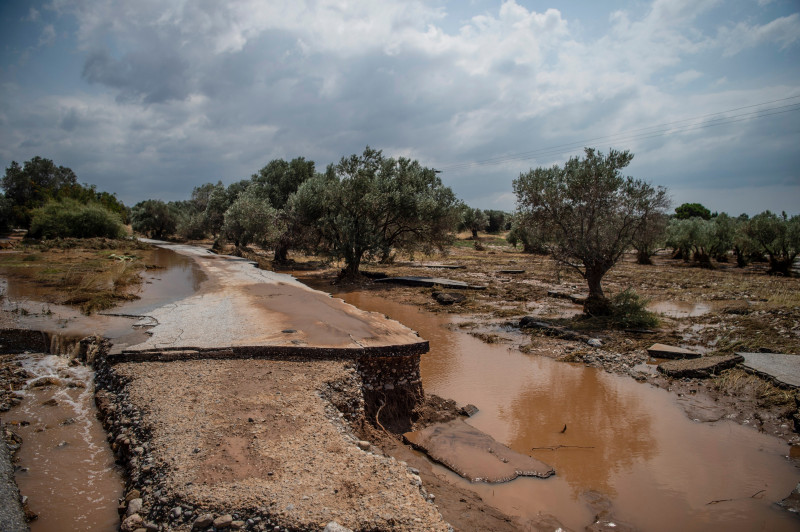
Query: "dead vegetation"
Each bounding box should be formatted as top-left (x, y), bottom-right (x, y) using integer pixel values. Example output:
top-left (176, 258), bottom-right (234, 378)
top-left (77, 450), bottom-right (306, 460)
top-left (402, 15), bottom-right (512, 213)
top-left (0, 238), bottom-right (151, 314)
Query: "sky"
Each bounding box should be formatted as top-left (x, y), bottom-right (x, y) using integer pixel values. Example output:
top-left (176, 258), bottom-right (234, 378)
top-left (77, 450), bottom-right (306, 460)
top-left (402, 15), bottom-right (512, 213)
top-left (1, 0), bottom-right (799, 216)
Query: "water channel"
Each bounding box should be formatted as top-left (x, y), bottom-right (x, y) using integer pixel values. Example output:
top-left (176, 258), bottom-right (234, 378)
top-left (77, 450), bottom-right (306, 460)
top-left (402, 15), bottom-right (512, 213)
top-left (319, 285), bottom-right (800, 532)
top-left (2, 247), bottom-right (204, 532)
top-left (2, 245), bottom-right (799, 531)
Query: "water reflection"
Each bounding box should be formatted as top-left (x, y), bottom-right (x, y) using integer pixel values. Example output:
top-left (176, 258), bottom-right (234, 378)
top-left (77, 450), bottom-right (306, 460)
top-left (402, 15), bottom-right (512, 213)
top-left (324, 286), bottom-right (799, 532)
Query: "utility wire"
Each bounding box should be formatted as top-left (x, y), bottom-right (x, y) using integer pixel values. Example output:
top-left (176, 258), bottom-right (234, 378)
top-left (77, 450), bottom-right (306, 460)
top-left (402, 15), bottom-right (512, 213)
top-left (437, 95), bottom-right (800, 172)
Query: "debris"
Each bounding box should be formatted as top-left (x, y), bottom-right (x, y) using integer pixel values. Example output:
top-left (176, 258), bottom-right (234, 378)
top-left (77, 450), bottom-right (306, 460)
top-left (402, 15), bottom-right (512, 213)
top-left (647, 343), bottom-right (701, 360)
top-left (657, 355), bottom-right (744, 379)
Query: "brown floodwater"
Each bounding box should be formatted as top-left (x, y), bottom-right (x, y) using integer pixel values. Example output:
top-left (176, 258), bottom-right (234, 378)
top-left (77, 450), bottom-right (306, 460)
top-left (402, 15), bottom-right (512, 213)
top-left (11, 354), bottom-right (122, 532)
top-left (2, 245), bottom-right (207, 532)
top-left (324, 287), bottom-right (800, 532)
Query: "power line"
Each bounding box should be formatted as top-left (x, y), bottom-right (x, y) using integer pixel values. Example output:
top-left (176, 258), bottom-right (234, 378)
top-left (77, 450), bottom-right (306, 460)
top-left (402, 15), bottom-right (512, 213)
top-left (436, 95), bottom-right (800, 172)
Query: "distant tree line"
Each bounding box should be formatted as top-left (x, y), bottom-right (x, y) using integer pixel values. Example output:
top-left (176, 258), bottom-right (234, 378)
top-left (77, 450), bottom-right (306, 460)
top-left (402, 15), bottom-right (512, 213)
top-left (1, 156), bottom-right (128, 237)
top-left (130, 147), bottom-right (461, 278)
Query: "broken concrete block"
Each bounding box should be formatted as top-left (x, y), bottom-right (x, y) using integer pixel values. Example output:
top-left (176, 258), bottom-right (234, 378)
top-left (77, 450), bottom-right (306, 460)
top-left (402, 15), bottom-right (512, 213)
top-left (657, 354), bottom-right (744, 378)
top-left (647, 343), bottom-right (701, 360)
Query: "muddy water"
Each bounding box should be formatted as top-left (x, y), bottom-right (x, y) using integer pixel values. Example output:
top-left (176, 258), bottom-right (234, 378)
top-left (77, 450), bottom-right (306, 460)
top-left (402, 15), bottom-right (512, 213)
top-left (2, 246), bottom-right (206, 532)
top-left (327, 288), bottom-right (800, 532)
top-left (11, 354), bottom-right (122, 531)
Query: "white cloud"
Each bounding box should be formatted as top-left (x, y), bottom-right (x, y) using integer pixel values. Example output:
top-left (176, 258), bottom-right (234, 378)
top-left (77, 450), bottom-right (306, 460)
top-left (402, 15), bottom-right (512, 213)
top-left (4, 0), bottom-right (798, 213)
top-left (716, 14), bottom-right (800, 56)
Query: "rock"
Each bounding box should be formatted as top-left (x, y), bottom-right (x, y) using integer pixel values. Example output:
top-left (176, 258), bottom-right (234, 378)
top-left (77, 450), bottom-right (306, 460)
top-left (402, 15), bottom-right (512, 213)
top-left (778, 482), bottom-right (800, 513)
top-left (126, 497), bottom-right (143, 516)
top-left (324, 522), bottom-right (353, 532)
top-left (213, 514), bottom-right (234, 529)
top-left (170, 506), bottom-right (182, 519)
top-left (657, 355), bottom-right (744, 379)
top-left (432, 291), bottom-right (466, 305)
top-left (458, 404), bottom-right (479, 417)
top-left (41, 398), bottom-right (58, 406)
top-left (357, 440), bottom-right (371, 451)
top-left (231, 520), bottom-right (245, 530)
top-left (647, 343), bottom-right (701, 360)
top-left (587, 338), bottom-right (602, 347)
top-left (192, 514), bottom-right (214, 529)
top-left (121, 513), bottom-right (144, 532)
top-left (144, 523), bottom-right (159, 532)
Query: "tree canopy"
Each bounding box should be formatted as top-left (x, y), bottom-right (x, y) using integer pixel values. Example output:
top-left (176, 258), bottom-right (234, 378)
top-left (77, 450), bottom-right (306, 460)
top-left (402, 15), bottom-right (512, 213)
top-left (674, 202), bottom-right (711, 220)
top-left (514, 148), bottom-right (669, 314)
top-left (292, 147), bottom-right (460, 276)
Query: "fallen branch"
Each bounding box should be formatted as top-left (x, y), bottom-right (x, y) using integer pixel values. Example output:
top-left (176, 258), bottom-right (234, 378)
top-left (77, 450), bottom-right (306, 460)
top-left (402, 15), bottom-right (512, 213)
top-left (706, 489), bottom-right (767, 505)
top-left (531, 445), bottom-right (595, 451)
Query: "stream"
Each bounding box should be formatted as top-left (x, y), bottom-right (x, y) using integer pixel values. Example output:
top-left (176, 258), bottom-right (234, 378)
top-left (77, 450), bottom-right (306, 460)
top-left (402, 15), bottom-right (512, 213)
top-left (323, 285), bottom-right (800, 532)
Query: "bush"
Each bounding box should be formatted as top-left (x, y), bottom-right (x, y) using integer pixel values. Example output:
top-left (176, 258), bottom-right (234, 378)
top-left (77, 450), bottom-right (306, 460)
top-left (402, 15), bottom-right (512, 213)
top-left (608, 288), bottom-right (659, 329)
top-left (28, 199), bottom-right (126, 239)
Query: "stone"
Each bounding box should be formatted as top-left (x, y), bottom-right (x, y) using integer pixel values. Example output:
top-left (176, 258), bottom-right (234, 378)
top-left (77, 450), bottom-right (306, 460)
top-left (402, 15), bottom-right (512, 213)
top-left (121, 514), bottom-right (144, 532)
top-left (647, 343), bottom-right (701, 360)
top-left (192, 513), bottom-right (214, 529)
top-left (213, 514), bottom-right (234, 529)
top-left (125, 489), bottom-right (141, 502)
top-left (170, 506), bottom-right (182, 519)
top-left (657, 354), bottom-right (745, 379)
top-left (126, 498), bottom-right (143, 516)
top-left (459, 404), bottom-right (479, 417)
top-left (778, 483), bottom-right (800, 514)
top-left (431, 291), bottom-right (466, 305)
top-left (324, 522), bottom-right (354, 532)
top-left (357, 440), bottom-right (371, 451)
top-left (231, 520), bottom-right (245, 530)
top-left (587, 338), bottom-right (602, 347)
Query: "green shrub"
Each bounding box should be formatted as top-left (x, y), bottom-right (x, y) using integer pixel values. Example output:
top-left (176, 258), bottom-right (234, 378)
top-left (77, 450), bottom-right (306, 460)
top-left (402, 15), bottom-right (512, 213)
top-left (609, 288), bottom-right (659, 329)
top-left (28, 199), bottom-right (126, 240)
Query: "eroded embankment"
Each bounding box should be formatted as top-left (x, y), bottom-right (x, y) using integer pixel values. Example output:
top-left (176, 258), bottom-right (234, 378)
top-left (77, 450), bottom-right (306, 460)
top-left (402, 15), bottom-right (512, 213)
top-left (93, 349), bottom-right (449, 532)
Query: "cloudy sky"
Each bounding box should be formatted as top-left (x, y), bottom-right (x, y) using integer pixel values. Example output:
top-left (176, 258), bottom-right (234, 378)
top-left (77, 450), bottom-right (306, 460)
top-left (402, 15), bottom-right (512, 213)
top-left (1, 0), bottom-right (798, 215)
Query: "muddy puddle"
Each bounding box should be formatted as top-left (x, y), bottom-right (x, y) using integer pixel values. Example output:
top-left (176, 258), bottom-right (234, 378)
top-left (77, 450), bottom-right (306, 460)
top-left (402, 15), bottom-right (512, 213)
top-left (2, 245), bottom-right (207, 531)
top-left (320, 286), bottom-right (800, 532)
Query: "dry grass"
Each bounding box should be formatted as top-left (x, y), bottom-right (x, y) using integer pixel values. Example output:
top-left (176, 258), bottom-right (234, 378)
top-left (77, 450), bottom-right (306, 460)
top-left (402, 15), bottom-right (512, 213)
top-left (712, 369), bottom-right (796, 408)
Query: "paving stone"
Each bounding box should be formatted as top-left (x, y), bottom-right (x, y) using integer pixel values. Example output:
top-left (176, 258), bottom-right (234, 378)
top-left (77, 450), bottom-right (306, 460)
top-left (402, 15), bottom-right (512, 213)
top-left (737, 352), bottom-right (800, 389)
top-left (647, 343), bottom-right (701, 360)
top-left (657, 354), bottom-right (744, 378)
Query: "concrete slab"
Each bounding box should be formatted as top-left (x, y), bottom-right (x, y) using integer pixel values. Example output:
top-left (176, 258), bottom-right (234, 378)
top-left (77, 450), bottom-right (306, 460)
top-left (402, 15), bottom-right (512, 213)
top-left (647, 343), bottom-right (701, 360)
top-left (657, 354), bottom-right (744, 378)
top-left (404, 418), bottom-right (554, 483)
top-left (112, 242), bottom-right (428, 362)
top-left (737, 352), bottom-right (800, 389)
top-left (374, 276), bottom-right (486, 290)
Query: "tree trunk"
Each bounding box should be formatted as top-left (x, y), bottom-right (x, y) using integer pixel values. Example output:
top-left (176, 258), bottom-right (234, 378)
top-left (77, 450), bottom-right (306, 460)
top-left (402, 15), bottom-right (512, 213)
top-left (342, 253), bottom-right (362, 279)
top-left (583, 269), bottom-right (611, 316)
top-left (768, 255), bottom-right (794, 276)
top-left (636, 250), bottom-right (653, 265)
top-left (273, 240), bottom-right (289, 263)
top-left (471, 228), bottom-right (478, 240)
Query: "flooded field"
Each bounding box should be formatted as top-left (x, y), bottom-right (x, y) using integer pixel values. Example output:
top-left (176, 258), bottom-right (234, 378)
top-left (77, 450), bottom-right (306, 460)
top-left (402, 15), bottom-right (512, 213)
top-left (328, 287), bottom-right (800, 532)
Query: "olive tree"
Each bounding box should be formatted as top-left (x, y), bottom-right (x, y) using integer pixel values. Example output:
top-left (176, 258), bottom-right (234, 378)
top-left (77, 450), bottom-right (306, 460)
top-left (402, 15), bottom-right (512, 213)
top-left (250, 157), bottom-right (315, 262)
top-left (513, 148), bottom-right (669, 315)
top-left (459, 206), bottom-right (488, 240)
top-left (743, 210), bottom-right (800, 275)
top-left (131, 199), bottom-right (177, 239)
top-left (292, 147), bottom-right (459, 277)
top-left (221, 188), bottom-right (283, 251)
